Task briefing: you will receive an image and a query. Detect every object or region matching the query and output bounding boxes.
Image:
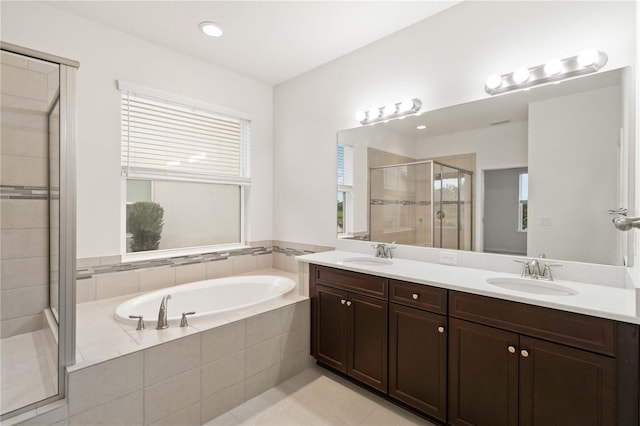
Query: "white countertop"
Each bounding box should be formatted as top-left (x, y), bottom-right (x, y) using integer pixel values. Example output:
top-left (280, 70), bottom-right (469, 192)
top-left (297, 250), bottom-right (640, 325)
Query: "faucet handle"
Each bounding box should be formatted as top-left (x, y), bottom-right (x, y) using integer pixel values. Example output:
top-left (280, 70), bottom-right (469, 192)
top-left (542, 262), bottom-right (563, 281)
top-left (513, 259), bottom-right (530, 277)
top-left (180, 312), bottom-right (196, 327)
top-left (128, 315), bottom-right (145, 331)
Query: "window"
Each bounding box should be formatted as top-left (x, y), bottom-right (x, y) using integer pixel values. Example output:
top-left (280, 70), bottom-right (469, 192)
top-left (120, 84), bottom-right (250, 256)
top-left (518, 172), bottom-right (528, 232)
top-left (337, 144), bottom-right (354, 235)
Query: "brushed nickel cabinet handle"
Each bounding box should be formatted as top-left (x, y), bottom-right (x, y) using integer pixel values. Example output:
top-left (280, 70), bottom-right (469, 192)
top-left (341, 299), bottom-right (346, 305)
top-left (521, 349), bottom-right (529, 358)
top-left (412, 293), bottom-right (419, 300)
top-left (346, 301), bottom-right (352, 307)
top-left (437, 326), bottom-right (445, 333)
top-left (508, 345), bottom-right (516, 354)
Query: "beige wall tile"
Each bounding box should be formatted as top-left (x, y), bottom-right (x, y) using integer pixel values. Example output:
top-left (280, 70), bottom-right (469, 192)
top-left (246, 309), bottom-right (282, 347)
top-left (206, 258), bottom-right (232, 279)
top-left (99, 255), bottom-right (121, 266)
top-left (1, 256), bottom-right (48, 289)
top-left (255, 253), bottom-right (272, 270)
top-left (139, 266), bottom-right (175, 292)
top-left (143, 368), bottom-right (201, 425)
top-left (0, 127), bottom-right (47, 158)
top-left (68, 352), bottom-right (143, 416)
top-left (76, 257), bottom-right (100, 268)
top-left (0, 313), bottom-right (42, 338)
top-left (1, 52), bottom-right (28, 69)
top-left (95, 271), bottom-right (139, 300)
top-left (1, 199), bottom-right (48, 229)
top-left (69, 391), bottom-right (143, 426)
top-left (76, 278), bottom-right (96, 304)
top-left (272, 252), bottom-right (286, 271)
top-left (200, 381), bottom-right (244, 424)
top-left (245, 337), bottom-right (280, 377)
top-left (149, 402), bottom-right (200, 426)
top-left (1, 285), bottom-right (48, 320)
top-left (1, 155), bottom-right (47, 187)
top-left (245, 364), bottom-right (280, 401)
top-left (280, 352), bottom-right (311, 383)
top-left (1, 64), bottom-right (48, 100)
top-left (201, 320), bottom-right (245, 364)
top-left (201, 351), bottom-right (245, 397)
top-left (144, 334), bottom-right (201, 386)
top-left (1, 110), bottom-right (47, 131)
top-left (231, 255), bottom-right (257, 275)
top-left (175, 263), bottom-right (206, 285)
top-left (249, 240), bottom-right (272, 248)
top-left (0, 228), bottom-right (48, 259)
top-left (280, 327), bottom-right (310, 360)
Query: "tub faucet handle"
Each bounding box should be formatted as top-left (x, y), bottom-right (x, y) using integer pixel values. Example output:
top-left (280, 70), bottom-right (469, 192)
top-left (128, 315), bottom-right (145, 331)
top-left (180, 312), bottom-right (196, 327)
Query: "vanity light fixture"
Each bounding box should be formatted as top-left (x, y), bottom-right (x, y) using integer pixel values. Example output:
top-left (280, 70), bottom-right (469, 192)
top-left (199, 21), bottom-right (224, 37)
top-left (484, 49), bottom-right (608, 95)
top-left (356, 98), bottom-right (422, 125)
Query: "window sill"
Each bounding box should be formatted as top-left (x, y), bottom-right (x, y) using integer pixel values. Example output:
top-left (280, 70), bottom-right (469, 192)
top-left (121, 243), bottom-right (250, 263)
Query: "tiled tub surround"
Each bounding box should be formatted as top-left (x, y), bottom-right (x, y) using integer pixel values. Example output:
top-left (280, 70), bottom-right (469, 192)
top-left (75, 240), bottom-right (332, 303)
top-left (9, 269), bottom-right (310, 425)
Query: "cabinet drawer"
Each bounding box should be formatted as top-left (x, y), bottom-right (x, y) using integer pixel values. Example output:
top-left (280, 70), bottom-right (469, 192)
top-left (314, 265), bottom-right (387, 299)
top-left (449, 291), bottom-right (616, 356)
top-left (389, 280), bottom-right (447, 314)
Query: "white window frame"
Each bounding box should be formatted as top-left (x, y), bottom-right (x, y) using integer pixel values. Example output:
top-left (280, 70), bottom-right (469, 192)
top-left (337, 144), bottom-right (354, 237)
top-left (118, 81), bottom-right (251, 261)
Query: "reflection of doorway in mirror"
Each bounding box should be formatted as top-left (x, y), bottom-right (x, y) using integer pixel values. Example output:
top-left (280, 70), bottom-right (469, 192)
top-left (483, 167), bottom-right (528, 255)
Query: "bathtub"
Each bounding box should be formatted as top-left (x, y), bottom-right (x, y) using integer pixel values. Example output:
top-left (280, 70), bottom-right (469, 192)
top-left (114, 275), bottom-right (296, 326)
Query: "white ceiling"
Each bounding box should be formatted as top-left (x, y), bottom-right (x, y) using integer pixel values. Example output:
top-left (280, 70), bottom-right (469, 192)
top-left (48, 0), bottom-right (460, 86)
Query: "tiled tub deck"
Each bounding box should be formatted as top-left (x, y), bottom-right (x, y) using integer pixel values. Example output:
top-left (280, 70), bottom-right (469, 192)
top-left (9, 269), bottom-right (310, 425)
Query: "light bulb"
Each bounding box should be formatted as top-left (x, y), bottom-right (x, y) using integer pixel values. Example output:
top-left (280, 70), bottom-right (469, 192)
top-left (578, 48), bottom-right (599, 67)
top-left (485, 74), bottom-right (503, 90)
top-left (398, 99), bottom-right (415, 113)
top-left (544, 59), bottom-right (562, 76)
top-left (367, 107), bottom-right (380, 120)
top-left (382, 103), bottom-right (396, 117)
top-left (512, 68), bottom-right (530, 84)
top-left (355, 111), bottom-right (366, 122)
top-left (198, 22), bottom-right (223, 37)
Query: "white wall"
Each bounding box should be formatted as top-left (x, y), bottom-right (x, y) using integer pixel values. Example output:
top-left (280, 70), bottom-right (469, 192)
top-left (528, 85), bottom-right (622, 265)
top-left (274, 1), bottom-right (635, 248)
top-left (1, 1), bottom-right (274, 258)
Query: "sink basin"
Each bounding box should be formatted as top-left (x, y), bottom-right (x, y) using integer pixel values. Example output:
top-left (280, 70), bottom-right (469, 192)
top-left (486, 277), bottom-right (577, 296)
top-left (341, 257), bottom-right (393, 266)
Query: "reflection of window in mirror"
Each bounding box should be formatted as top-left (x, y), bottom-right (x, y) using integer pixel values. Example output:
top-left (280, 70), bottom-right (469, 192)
top-left (337, 144), bottom-right (354, 236)
top-left (519, 172), bottom-right (528, 232)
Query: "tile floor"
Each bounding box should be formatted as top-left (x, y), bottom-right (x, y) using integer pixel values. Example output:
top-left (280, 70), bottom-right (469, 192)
top-left (206, 364), bottom-right (436, 425)
top-left (0, 329), bottom-right (58, 414)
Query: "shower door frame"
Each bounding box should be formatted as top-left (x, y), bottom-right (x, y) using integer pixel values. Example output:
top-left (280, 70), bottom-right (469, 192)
top-left (0, 42), bottom-right (77, 420)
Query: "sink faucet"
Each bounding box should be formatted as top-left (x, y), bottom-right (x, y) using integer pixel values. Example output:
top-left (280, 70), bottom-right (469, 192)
top-left (514, 258), bottom-right (562, 281)
top-left (156, 294), bottom-right (172, 330)
top-left (372, 242), bottom-right (396, 259)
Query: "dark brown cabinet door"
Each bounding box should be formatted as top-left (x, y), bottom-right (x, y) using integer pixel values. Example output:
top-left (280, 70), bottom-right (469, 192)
top-left (519, 336), bottom-right (616, 426)
top-left (449, 318), bottom-right (519, 426)
top-left (315, 284), bottom-right (348, 372)
top-left (347, 292), bottom-right (388, 392)
top-left (389, 303), bottom-right (447, 422)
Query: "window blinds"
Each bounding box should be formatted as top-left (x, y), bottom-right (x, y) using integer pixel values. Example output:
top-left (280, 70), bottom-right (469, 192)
top-left (337, 144), bottom-right (354, 187)
top-left (121, 92), bottom-right (251, 184)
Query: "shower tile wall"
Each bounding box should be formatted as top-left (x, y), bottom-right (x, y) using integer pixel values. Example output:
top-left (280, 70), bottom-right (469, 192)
top-left (0, 52), bottom-right (58, 338)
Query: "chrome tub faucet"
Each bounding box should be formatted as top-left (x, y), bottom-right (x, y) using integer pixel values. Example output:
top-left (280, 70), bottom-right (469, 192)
top-left (156, 294), bottom-right (172, 329)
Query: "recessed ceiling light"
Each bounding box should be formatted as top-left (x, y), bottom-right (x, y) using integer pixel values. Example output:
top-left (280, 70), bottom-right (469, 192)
top-left (199, 21), bottom-right (223, 37)
top-left (416, 125), bottom-right (427, 130)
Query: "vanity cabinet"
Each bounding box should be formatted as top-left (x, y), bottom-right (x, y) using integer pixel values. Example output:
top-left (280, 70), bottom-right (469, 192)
top-left (389, 280), bottom-right (448, 421)
top-left (448, 291), bottom-right (619, 426)
top-left (312, 266), bottom-right (388, 392)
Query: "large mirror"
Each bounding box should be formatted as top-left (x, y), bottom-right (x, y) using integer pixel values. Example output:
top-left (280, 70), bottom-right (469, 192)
top-left (337, 67), bottom-right (631, 266)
